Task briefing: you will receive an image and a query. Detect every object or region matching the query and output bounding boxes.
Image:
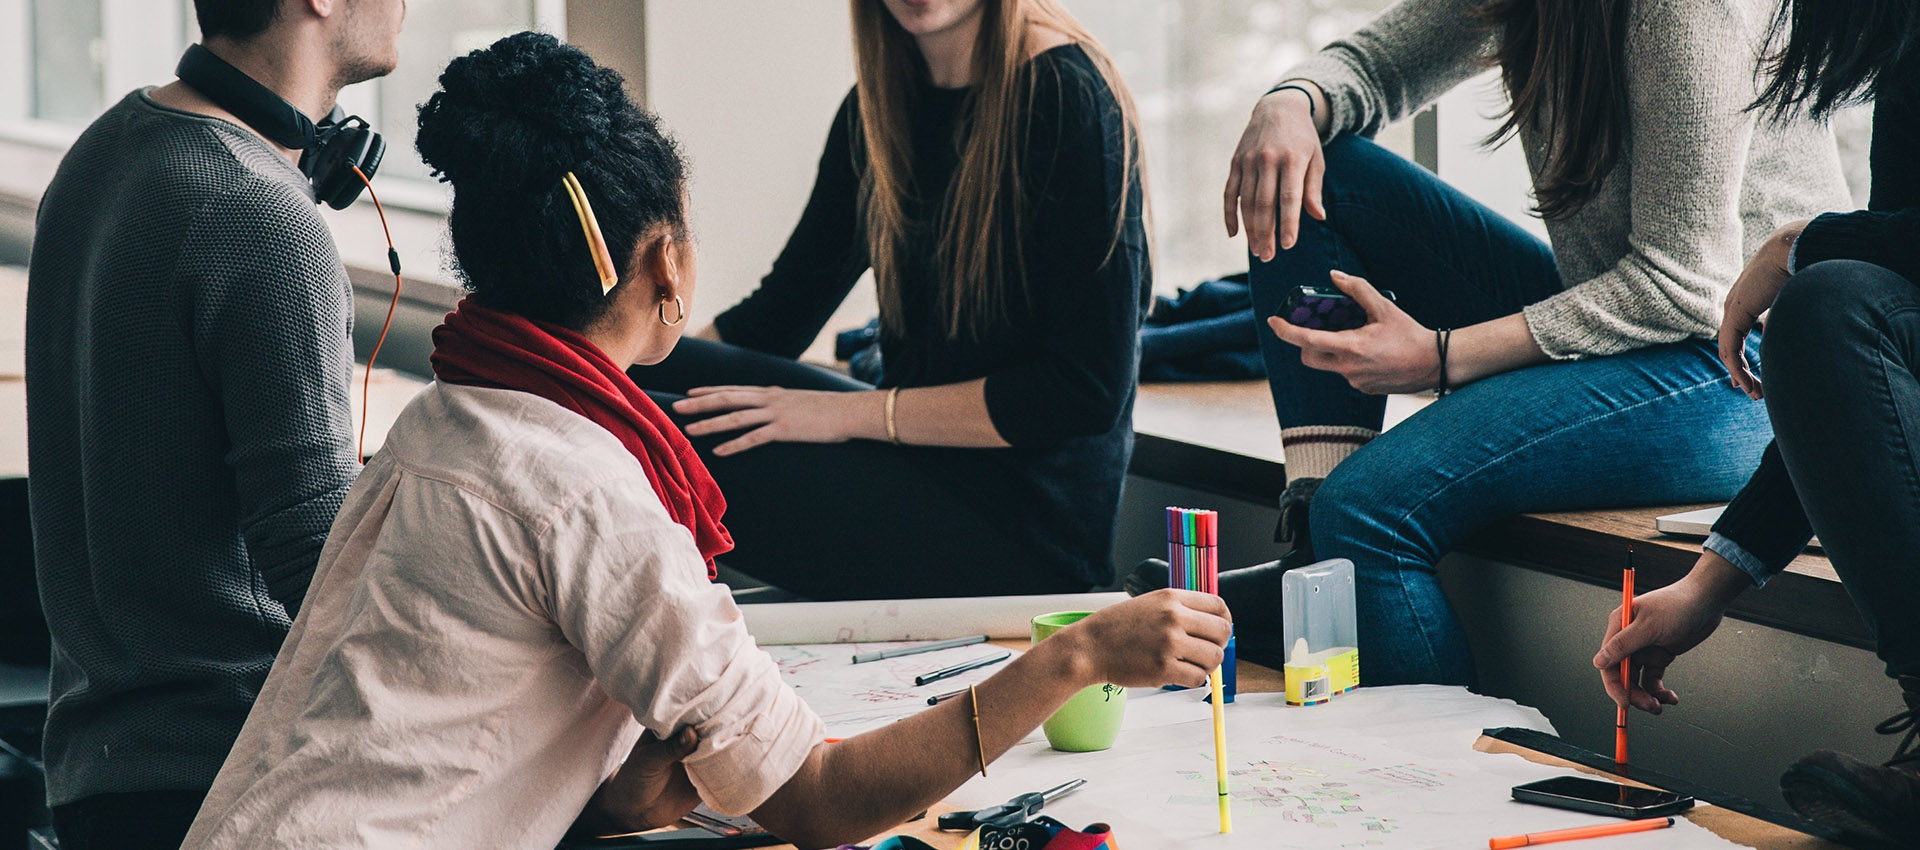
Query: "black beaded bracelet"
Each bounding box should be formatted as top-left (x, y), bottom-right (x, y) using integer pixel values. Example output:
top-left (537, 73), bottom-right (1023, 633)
top-left (1266, 83), bottom-right (1317, 119)
top-left (1435, 328), bottom-right (1453, 398)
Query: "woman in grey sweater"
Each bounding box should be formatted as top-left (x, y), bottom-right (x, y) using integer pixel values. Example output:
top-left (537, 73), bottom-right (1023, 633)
top-left (1214, 0), bottom-right (1850, 685)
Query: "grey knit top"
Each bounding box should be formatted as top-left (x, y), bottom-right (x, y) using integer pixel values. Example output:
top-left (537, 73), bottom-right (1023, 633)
top-left (1284, 0), bottom-right (1852, 358)
top-left (25, 90), bottom-right (360, 806)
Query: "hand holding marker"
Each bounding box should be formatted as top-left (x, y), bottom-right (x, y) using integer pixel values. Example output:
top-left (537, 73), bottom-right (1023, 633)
top-left (1170, 506), bottom-right (1232, 834)
top-left (1617, 548), bottom-right (1635, 765)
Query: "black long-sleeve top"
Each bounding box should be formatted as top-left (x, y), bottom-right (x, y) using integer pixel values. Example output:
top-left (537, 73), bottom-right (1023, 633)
top-left (1708, 56), bottom-right (1920, 583)
top-left (713, 44), bottom-right (1149, 588)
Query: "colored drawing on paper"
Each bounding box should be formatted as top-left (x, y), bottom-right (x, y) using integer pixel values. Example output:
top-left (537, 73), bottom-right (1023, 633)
top-left (1169, 760), bottom-right (1406, 836)
top-left (1126, 733), bottom-right (1485, 847)
top-left (765, 642), bottom-right (1020, 737)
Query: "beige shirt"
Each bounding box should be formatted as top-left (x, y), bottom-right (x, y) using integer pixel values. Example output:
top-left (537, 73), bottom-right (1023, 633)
top-left (1285, 0), bottom-right (1852, 359)
top-left (183, 382), bottom-right (824, 849)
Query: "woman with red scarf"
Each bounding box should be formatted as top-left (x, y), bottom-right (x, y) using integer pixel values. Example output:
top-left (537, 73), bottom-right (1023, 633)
top-left (180, 34), bottom-right (1230, 850)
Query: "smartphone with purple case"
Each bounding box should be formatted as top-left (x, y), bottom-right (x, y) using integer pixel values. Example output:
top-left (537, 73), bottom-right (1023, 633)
top-left (1276, 284), bottom-right (1397, 331)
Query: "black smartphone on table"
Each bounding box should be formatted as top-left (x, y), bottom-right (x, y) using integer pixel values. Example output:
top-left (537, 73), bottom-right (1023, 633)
top-left (1274, 284), bottom-right (1398, 332)
top-left (558, 807), bottom-right (781, 849)
top-left (1511, 776), bottom-right (1695, 818)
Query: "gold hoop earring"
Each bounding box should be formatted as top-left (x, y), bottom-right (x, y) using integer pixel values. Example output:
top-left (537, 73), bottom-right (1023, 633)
top-left (659, 295), bottom-right (687, 327)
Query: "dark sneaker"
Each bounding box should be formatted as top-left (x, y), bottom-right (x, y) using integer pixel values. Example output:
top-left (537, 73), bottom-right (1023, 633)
top-left (1122, 558), bottom-right (1170, 597)
top-left (1128, 476), bottom-right (1324, 597)
top-left (1781, 675), bottom-right (1920, 847)
top-left (1274, 477), bottom-right (1323, 568)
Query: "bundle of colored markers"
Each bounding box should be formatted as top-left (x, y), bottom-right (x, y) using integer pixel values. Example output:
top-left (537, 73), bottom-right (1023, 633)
top-left (1166, 507), bottom-right (1218, 596)
top-left (1167, 506), bottom-right (1231, 834)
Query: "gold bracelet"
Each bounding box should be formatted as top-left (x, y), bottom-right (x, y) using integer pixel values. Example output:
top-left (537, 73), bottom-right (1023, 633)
top-left (884, 386), bottom-right (901, 444)
top-left (970, 684), bottom-right (987, 777)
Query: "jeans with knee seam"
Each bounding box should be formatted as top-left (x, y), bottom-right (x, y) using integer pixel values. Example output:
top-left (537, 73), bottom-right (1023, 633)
top-left (1249, 135), bottom-right (1774, 686)
top-left (1763, 260), bottom-right (1920, 681)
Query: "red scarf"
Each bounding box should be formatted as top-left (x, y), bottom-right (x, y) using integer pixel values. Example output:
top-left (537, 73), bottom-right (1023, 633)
top-left (431, 297), bottom-right (731, 578)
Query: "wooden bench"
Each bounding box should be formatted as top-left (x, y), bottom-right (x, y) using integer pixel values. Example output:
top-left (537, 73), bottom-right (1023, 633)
top-left (1129, 379), bottom-right (1864, 649)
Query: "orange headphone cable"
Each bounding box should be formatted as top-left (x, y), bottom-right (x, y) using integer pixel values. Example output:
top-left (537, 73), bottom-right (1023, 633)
top-left (349, 165), bottom-right (401, 464)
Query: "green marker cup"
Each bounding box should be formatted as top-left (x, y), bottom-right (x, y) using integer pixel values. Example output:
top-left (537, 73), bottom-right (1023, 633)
top-left (1031, 611), bottom-right (1127, 752)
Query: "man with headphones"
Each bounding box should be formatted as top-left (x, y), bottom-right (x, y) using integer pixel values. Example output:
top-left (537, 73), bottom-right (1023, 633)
top-left (24, 0), bottom-right (402, 846)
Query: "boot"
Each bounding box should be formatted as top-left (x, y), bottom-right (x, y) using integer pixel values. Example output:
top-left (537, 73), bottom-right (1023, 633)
top-left (1274, 477), bottom-right (1323, 569)
top-left (1780, 674), bottom-right (1920, 847)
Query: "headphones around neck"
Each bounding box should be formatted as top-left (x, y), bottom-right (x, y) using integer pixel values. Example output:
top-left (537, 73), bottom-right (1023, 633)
top-left (175, 44), bottom-right (405, 462)
top-left (175, 44), bottom-right (385, 210)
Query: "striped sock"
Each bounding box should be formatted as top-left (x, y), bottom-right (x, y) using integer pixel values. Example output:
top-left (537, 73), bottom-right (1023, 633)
top-left (1280, 426), bottom-right (1377, 482)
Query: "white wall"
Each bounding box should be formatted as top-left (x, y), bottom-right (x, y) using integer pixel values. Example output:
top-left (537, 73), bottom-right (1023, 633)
top-left (642, 2), bottom-right (868, 336)
top-left (1434, 71), bottom-right (1547, 241)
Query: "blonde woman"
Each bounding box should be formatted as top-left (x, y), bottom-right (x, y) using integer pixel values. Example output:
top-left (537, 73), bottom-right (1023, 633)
top-left (632, 0), bottom-right (1148, 600)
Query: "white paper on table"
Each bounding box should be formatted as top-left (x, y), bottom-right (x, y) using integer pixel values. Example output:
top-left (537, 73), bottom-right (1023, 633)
top-left (767, 641), bottom-right (1023, 738)
top-left (741, 593), bottom-right (1129, 645)
top-left (946, 686), bottom-right (1753, 849)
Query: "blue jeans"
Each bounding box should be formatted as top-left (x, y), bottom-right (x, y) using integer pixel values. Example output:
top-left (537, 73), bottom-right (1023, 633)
top-left (1249, 135), bottom-right (1774, 686)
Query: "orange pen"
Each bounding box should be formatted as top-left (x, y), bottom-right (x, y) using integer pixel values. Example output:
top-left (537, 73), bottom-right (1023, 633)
top-left (1616, 548), bottom-right (1635, 764)
top-left (1489, 816), bottom-right (1674, 848)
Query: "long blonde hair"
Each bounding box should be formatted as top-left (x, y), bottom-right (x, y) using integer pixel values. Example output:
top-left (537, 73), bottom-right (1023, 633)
top-left (850, 0), bottom-right (1146, 339)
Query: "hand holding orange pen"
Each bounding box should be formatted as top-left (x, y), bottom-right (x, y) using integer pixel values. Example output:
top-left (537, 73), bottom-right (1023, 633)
top-left (1615, 547), bottom-right (1635, 765)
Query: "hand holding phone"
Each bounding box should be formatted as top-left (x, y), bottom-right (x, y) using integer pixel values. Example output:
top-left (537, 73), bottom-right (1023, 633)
top-left (1267, 270), bottom-right (1443, 396)
top-left (1275, 284), bottom-right (1398, 332)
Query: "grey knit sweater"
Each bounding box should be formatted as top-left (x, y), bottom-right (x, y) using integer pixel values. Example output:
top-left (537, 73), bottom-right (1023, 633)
top-left (25, 90), bottom-right (360, 806)
top-left (1285, 0), bottom-right (1852, 358)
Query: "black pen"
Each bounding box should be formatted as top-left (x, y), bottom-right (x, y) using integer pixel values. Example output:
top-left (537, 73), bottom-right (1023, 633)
top-left (914, 651), bottom-right (1011, 687)
top-left (927, 688), bottom-right (968, 705)
top-left (852, 634), bottom-right (989, 664)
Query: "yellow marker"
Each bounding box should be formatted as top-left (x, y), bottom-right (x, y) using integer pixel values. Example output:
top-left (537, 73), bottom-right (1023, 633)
top-left (1209, 666), bottom-right (1232, 833)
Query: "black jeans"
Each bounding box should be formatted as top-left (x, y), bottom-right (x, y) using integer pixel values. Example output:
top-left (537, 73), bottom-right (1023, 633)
top-left (53, 789), bottom-right (206, 850)
top-left (1765, 260), bottom-right (1920, 679)
top-left (629, 339), bottom-right (1083, 601)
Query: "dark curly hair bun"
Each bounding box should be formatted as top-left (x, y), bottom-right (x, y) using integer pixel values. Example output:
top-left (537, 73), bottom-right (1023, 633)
top-left (416, 31), bottom-right (688, 330)
top-left (418, 32), bottom-right (623, 192)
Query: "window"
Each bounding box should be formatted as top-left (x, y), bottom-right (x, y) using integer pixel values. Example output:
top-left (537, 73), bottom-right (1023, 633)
top-left (1073, 0), bottom-right (1403, 292)
top-left (0, 0), bottom-right (561, 208)
top-left (339, 0), bottom-right (566, 197)
top-left (27, 0), bottom-right (105, 124)
top-left (3, 1), bottom-right (192, 130)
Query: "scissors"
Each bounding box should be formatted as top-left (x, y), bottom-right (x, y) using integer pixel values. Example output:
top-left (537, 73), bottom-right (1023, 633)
top-left (936, 779), bottom-right (1087, 832)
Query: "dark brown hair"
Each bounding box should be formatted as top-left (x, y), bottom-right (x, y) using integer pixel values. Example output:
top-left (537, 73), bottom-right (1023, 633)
top-left (194, 0), bottom-right (279, 40)
top-left (1479, 0), bottom-right (1633, 221)
top-left (850, 0), bottom-right (1145, 340)
top-left (1752, 0), bottom-right (1917, 121)
top-left (416, 32), bottom-right (689, 331)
